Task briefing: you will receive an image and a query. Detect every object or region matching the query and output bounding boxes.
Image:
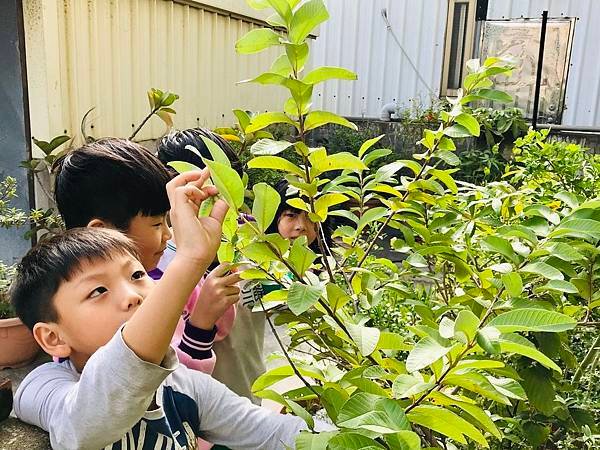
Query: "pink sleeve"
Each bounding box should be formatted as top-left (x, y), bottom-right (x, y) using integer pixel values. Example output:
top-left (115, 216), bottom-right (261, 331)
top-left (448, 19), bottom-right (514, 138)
top-left (214, 304), bottom-right (236, 342)
top-left (184, 280), bottom-right (237, 342)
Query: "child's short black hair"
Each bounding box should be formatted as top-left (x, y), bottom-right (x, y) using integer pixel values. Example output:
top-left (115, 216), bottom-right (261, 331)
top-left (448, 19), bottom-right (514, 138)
top-left (11, 228), bottom-right (139, 330)
top-left (157, 128), bottom-right (243, 176)
top-left (54, 138), bottom-right (172, 230)
top-left (267, 179), bottom-right (333, 251)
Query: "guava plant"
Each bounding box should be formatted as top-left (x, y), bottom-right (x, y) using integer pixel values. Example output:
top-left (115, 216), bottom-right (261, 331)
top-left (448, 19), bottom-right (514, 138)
top-left (171, 1), bottom-right (599, 448)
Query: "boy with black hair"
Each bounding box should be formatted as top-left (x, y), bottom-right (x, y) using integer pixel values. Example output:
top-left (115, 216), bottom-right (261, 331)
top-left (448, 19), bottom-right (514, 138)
top-left (53, 138), bottom-right (238, 375)
top-left (11, 170), bottom-right (310, 449)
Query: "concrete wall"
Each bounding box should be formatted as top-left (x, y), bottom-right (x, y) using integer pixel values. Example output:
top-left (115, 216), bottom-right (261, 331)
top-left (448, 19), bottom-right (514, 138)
top-left (0, 0), bottom-right (33, 264)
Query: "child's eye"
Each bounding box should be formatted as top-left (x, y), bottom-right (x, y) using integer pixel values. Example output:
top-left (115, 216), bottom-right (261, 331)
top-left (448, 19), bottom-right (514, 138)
top-left (88, 287), bottom-right (107, 299)
top-left (132, 270), bottom-right (147, 280)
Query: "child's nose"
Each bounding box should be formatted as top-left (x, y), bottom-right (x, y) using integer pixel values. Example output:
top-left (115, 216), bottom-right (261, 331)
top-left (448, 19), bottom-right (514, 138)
top-left (121, 288), bottom-right (143, 311)
top-left (162, 223), bottom-right (172, 242)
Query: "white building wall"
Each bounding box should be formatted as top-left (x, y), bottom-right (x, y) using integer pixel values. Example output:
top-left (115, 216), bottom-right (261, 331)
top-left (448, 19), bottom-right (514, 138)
top-left (313, 0), bottom-right (600, 127)
top-left (311, 0), bottom-right (448, 119)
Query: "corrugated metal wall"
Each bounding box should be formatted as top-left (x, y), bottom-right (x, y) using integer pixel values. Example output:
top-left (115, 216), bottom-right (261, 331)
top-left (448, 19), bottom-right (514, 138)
top-left (487, 0), bottom-right (600, 127)
top-left (313, 0), bottom-right (600, 127)
top-left (311, 0), bottom-right (449, 119)
top-left (23, 0), bottom-right (287, 145)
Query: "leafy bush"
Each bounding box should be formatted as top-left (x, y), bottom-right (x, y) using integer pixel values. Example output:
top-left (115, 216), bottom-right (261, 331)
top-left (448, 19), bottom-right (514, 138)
top-left (455, 108), bottom-right (527, 185)
top-left (167, 2), bottom-right (600, 448)
top-left (510, 128), bottom-right (600, 200)
top-left (0, 262), bottom-right (16, 319)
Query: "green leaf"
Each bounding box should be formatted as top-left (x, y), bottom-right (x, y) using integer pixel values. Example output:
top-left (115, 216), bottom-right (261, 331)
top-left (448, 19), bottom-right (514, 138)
top-left (501, 272), bottom-right (523, 297)
top-left (346, 323), bottom-right (381, 356)
top-left (522, 422), bottom-right (550, 448)
top-left (328, 433), bottom-right (384, 450)
top-left (289, 236), bottom-right (317, 275)
top-left (303, 66), bottom-right (357, 85)
top-left (498, 333), bottom-right (562, 373)
top-left (285, 42), bottom-right (309, 72)
top-left (235, 28), bottom-right (281, 54)
top-left (167, 161), bottom-right (202, 174)
top-left (246, 112), bottom-right (297, 134)
top-left (295, 431), bottom-right (337, 450)
top-left (444, 124), bottom-right (472, 138)
top-left (384, 431), bottom-right (421, 450)
top-left (520, 366), bottom-right (556, 415)
top-left (287, 399), bottom-right (314, 430)
top-left (520, 261), bottom-right (564, 280)
top-left (203, 159), bottom-right (244, 209)
top-left (252, 364), bottom-right (323, 393)
top-left (363, 148), bottom-right (392, 166)
top-left (444, 372), bottom-right (510, 405)
top-left (428, 391), bottom-right (502, 440)
top-left (267, 0), bottom-right (293, 25)
top-left (481, 236), bottom-right (519, 263)
top-left (376, 160), bottom-right (421, 180)
top-left (406, 336), bottom-right (452, 372)
top-left (359, 134), bottom-right (386, 158)
top-left (312, 152), bottom-right (367, 174)
top-left (475, 88), bottom-right (513, 103)
top-left (337, 393), bottom-right (410, 434)
top-left (233, 109), bottom-right (251, 131)
top-left (476, 327), bottom-right (501, 355)
top-left (542, 242), bottom-right (584, 262)
top-left (454, 310), bottom-right (480, 342)
top-left (200, 136), bottom-right (230, 166)
top-left (250, 139), bottom-right (294, 156)
top-left (252, 183), bottom-right (280, 232)
top-left (304, 111), bottom-right (357, 132)
top-left (357, 207), bottom-right (388, 232)
top-left (436, 150), bottom-right (461, 166)
top-left (288, 0), bottom-right (329, 44)
top-left (407, 405), bottom-right (489, 447)
top-left (377, 332), bottom-right (410, 351)
top-left (538, 280), bottom-right (578, 293)
top-left (248, 155), bottom-right (304, 177)
top-left (488, 309), bottom-right (576, 334)
top-left (428, 169), bottom-right (458, 194)
top-left (314, 193), bottom-right (348, 216)
top-left (288, 282), bottom-right (322, 315)
top-left (549, 218), bottom-right (600, 239)
top-left (392, 374), bottom-right (434, 399)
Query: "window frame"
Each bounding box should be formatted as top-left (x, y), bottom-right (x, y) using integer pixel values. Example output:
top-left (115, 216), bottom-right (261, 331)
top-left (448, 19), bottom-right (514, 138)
top-left (441, 0), bottom-right (477, 97)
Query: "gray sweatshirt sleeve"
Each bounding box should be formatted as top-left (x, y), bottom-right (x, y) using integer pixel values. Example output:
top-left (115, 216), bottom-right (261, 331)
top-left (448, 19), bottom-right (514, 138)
top-left (13, 328), bottom-right (178, 450)
top-left (182, 366), bottom-right (308, 449)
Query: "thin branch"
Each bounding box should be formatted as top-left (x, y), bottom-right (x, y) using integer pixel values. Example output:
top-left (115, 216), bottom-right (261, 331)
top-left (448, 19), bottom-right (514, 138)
top-left (34, 172), bottom-right (55, 206)
top-left (129, 108), bottom-right (158, 141)
top-left (260, 298), bottom-right (320, 396)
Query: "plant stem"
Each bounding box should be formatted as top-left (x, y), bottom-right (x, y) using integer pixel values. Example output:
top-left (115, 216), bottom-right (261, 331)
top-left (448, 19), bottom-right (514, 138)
top-left (129, 108), bottom-right (158, 141)
top-left (573, 334), bottom-right (600, 384)
top-left (259, 298), bottom-right (320, 396)
top-left (34, 172), bottom-right (55, 206)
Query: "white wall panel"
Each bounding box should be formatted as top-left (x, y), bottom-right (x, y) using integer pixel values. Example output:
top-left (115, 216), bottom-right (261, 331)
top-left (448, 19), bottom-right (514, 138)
top-left (23, 0), bottom-right (288, 146)
top-left (312, 0), bottom-right (448, 119)
top-left (314, 0), bottom-right (600, 127)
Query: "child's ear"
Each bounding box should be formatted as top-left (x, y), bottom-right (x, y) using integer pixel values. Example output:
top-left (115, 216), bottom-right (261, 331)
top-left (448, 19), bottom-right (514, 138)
top-left (87, 218), bottom-right (111, 229)
top-left (32, 322), bottom-right (72, 359)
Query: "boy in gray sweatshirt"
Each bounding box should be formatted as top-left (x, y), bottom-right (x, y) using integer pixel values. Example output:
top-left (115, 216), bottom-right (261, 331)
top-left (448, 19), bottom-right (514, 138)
top-left (11, 169), bottom-right (309, 449)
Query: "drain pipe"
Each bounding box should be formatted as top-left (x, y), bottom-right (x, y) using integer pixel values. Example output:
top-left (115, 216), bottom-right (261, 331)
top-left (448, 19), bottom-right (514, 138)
top-left (380, 102), bottom-right (397, 121)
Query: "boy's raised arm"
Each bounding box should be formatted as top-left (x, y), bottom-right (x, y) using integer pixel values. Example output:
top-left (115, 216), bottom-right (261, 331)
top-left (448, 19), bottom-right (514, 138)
top-left (122, 169), bottom-right (228, 365)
